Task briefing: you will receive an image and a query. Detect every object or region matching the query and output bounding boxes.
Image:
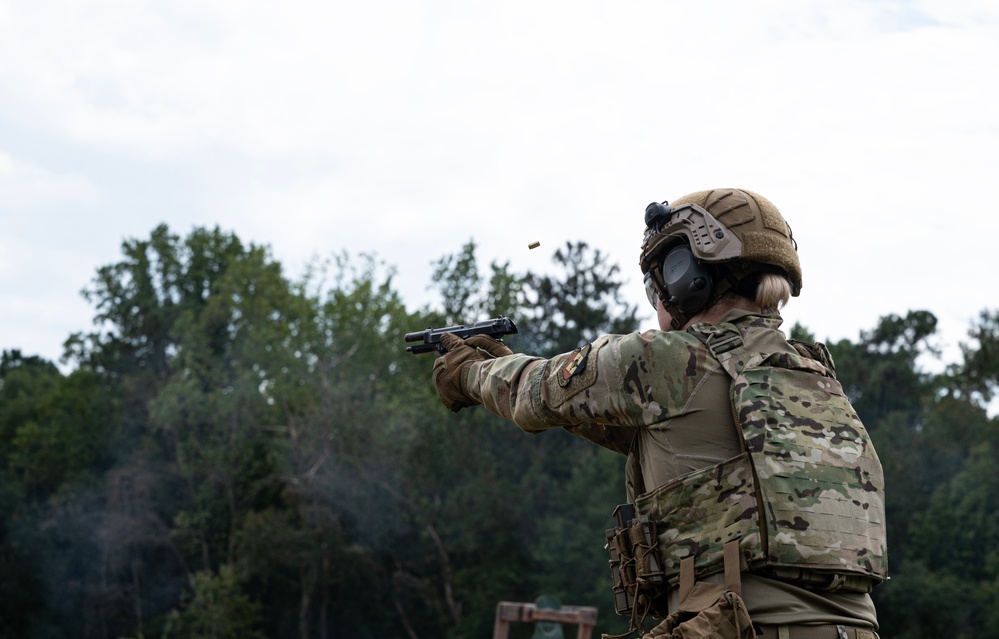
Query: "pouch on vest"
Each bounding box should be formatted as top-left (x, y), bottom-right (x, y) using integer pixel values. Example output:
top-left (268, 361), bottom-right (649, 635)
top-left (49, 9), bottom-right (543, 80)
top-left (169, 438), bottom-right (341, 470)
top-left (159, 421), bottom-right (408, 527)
top-left (606, 503), bottom-right (668, 620)
top-left (606, 504), bottom-right (638, 616)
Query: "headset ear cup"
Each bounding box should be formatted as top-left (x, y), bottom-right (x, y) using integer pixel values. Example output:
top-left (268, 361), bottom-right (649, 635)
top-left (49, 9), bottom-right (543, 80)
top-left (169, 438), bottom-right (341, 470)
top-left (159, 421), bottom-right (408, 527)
top-left (660, 245), bottom-right (714, 314)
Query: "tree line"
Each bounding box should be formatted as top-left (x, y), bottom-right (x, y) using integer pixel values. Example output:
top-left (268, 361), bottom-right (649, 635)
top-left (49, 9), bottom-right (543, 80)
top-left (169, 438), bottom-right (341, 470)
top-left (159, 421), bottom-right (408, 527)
top-left (1, 224), bottom-right (997, 638)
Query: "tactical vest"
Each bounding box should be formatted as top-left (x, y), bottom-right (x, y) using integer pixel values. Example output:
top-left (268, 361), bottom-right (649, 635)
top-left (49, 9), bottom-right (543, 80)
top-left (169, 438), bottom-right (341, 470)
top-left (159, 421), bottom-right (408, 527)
top-left (631, 323), bottom-right (888, 596)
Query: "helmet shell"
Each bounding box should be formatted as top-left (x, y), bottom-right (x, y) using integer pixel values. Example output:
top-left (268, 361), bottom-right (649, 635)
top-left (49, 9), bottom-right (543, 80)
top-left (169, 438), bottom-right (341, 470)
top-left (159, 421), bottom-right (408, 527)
top-left (640, 188), bottom-right (802, 296)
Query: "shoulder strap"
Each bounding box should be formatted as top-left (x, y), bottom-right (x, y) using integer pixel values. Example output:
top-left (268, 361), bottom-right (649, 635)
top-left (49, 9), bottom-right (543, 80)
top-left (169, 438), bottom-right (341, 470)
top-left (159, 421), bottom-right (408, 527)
top-left (688, 323), bottom-right (760, 380)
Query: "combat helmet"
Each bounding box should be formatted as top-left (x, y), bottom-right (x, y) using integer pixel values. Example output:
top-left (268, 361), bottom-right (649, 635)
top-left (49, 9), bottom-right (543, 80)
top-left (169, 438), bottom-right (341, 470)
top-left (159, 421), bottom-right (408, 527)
top-left (640, 188), bottom-right (802, 330)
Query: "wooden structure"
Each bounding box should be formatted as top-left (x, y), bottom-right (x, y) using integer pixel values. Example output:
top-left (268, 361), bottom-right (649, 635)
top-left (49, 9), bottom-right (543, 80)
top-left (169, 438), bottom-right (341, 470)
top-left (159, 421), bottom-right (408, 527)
top-left (491, 601), bottom-right (599, 639)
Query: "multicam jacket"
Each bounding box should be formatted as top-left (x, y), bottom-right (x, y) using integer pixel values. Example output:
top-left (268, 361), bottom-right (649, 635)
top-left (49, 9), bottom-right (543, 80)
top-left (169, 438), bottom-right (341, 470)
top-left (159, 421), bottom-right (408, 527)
top-left (467, 310), bottom-right (801, 490)
top-left (464, 309), bottom-right (887, 623)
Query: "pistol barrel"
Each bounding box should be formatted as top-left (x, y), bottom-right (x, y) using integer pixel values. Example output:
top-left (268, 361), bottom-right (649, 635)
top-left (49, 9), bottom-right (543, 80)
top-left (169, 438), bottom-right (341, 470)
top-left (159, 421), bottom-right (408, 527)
top-left (404, 329), bottom-right (430, 343)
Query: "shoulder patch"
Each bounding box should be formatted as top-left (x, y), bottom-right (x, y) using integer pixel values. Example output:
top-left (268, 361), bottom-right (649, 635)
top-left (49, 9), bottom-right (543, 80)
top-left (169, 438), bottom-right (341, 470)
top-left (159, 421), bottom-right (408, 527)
top-left (559, 343), bottom-right (592, 387)
top-left (546, 342), bottom-right (600, 408)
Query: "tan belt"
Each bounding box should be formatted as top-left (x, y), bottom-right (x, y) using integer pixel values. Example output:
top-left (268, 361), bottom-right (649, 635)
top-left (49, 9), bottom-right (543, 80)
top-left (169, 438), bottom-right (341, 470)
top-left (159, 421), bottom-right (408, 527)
top-left (755, 624), bottom-right (879, 639)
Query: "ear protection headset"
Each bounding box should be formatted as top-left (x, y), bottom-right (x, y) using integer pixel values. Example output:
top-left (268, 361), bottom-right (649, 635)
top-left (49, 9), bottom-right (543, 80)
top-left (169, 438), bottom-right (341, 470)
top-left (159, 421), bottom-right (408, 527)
top-left (643, 201), bottom-right (715, 316)
top-left (659, 244), bottom-right (714, 313)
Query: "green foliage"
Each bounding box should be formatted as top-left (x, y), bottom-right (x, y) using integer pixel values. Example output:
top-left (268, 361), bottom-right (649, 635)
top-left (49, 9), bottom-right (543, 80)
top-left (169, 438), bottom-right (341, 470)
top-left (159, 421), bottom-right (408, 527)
top-left (163, 566), bottom-right (267, 639)
top-left (910, 440), bottom-right (999, 583)
top-left (528, 445), bottom-right (630, 636)
top-left (431, 240), bottom-right (484, 325)
top-left (953, 309), bottom-right (999, 406)
top-left (3, 224), bottom-right (999, 638)
top-left (876, 438), bottom-right (999, 638)
top-left (427, 239), bottom-right (526, 325)
top-left (827, 310), bottom-right (938, 421)
top-left (0, 473), bottom-right (49, 639)
top-left (788, 323), bottom-right (815, 343)
top-left (0, 350), bottom-right (117, 500)
top-left (521, 241), bottom-right (639, 357)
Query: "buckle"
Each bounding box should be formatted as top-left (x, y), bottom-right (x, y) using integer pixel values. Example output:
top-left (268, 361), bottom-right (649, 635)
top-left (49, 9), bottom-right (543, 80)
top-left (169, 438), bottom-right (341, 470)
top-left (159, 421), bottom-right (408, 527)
top-left (698, 325), bottom-right (744, 356)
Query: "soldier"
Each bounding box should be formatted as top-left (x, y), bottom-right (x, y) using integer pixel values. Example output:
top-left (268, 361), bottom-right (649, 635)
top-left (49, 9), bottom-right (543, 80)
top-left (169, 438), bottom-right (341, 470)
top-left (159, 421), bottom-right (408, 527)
top-left (431, 189), bottom-right (886, 639)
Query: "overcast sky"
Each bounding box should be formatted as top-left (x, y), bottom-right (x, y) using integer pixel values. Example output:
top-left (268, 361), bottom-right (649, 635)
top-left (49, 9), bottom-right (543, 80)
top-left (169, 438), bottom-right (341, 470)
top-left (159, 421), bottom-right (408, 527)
top-left (2, 0), bottom-right (997, 373)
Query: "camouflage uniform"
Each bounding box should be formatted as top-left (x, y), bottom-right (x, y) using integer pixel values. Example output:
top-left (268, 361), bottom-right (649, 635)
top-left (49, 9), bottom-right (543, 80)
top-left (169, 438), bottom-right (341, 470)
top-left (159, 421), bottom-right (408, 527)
top-left (464, 308), bottom-right (879, 629)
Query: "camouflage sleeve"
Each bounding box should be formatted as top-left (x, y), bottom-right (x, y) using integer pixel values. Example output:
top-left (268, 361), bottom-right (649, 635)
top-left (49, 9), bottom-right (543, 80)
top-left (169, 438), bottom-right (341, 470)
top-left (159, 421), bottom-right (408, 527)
top-left (465, 331), bottom-right (685, 436)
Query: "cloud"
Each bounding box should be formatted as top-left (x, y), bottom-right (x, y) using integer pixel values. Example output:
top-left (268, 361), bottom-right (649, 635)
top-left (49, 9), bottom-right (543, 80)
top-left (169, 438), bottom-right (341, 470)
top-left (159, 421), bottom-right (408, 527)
top-left (0, 150), bottom-right (98, 207)
top-left (2, 0), bottom-right (990, 158)
top-left (0, 0), bottom-right (997, 368)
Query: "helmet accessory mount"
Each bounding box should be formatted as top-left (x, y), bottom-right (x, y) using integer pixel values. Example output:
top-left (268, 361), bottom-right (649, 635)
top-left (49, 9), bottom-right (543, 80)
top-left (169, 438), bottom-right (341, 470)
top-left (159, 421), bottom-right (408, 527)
top-left (644, 201), bottom-right (674, 232)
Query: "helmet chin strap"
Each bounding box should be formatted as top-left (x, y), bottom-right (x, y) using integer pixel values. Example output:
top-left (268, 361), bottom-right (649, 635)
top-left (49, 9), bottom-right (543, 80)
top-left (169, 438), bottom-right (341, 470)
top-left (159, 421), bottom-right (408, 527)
top-left (663, 301), bottom-right (695, 331)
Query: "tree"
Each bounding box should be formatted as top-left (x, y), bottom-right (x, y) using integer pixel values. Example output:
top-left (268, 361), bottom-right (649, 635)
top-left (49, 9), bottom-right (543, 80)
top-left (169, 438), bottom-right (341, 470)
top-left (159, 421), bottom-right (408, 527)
top-left (879, 438), bottom-right (999, 639)
top-left (163, 565), bottom-right (267, 639)
top-left (828, 310), bottom-right (938, 423)
top-left (4, 366), bottom-right (116, 500)
top-left (0, 351), bottom-right (121, 637)
top-left (428, 239), bottom-right (526, 328)
top-left (35, 225), bottom-right (304, 637)
top-left (952, 309), bottom-right (999, 409)
top-left (255, 252), bottom-right (420, 639)
top-left (145, 229), bottom-right (299, 575)
top-left (521, 241), bottom-right (640, 357)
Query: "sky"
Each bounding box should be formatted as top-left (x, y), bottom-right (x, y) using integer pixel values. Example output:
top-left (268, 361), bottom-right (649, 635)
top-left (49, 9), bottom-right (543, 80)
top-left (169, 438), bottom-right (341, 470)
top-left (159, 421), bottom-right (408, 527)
top-left (1, 0), bottom-right (997, 374)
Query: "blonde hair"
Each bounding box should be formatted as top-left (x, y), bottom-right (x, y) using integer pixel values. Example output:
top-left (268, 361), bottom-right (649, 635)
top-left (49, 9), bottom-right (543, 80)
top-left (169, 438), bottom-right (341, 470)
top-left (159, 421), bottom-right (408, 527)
top-left (755, 272), bottom-right (792, 312)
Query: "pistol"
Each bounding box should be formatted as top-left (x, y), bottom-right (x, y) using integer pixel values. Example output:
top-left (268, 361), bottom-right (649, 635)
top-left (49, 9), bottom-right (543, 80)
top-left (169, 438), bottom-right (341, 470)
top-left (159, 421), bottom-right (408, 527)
top-left (404, 316), bottom-right (519, 355)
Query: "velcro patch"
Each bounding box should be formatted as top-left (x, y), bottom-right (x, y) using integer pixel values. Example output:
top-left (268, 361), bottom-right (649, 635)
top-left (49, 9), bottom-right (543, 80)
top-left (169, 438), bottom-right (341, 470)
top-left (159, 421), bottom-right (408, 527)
top-left (546, 342), bottom-right (599, 408)
top-left (559, 343), bottom-right (592, 387)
